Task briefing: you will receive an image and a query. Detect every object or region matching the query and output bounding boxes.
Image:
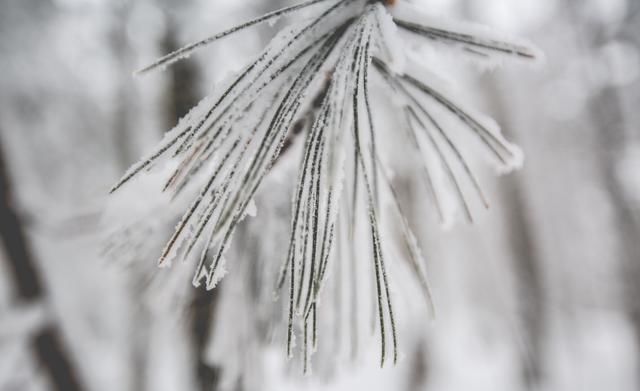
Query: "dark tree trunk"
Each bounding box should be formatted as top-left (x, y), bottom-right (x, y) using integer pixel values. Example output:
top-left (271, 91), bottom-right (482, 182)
top-left (0, 141), bottom-right (85, 391)
top-left (161, 20), bottom-right (222, 391)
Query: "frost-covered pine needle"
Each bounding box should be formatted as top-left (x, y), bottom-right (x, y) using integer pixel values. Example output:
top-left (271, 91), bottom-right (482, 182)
top-left (109, 0), bottom-right (541, 371)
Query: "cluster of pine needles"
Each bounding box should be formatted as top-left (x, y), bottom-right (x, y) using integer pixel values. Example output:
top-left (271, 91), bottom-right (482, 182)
top-left (110, 0), bottom-right (540, 371)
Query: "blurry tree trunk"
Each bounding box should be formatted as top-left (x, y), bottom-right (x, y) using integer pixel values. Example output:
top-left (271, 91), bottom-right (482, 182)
top-left (175, 1), bottom-right (289, 387)
top-left (592, 86), bottom-right (640, 375)
top-left (399, 176), bottom-right (432, 391)
top-left (110, 3), bottom-right (138, 172)
top-left (566, 0), bottom-right (640, 375)
top-left (160, 18), bottom-right (221, 391)
top-left (162, 22), bottom-right (202, 128)
top-left (405, 339), bottom-right (429, 391)
top-left (190, 287), bottom-right (222, 391)
top-left (0, 142), bottom-right (85, 391)
top-left (107, 4), bottom-right (152, 390)
top-left (458, 3), bottom-right (546, 385)
top-left (483, 81), bottom-right (546, 388)
top-left (460, 1), bottom-right (546, 385)
top-left (501, 179), bottom-right (545, 388)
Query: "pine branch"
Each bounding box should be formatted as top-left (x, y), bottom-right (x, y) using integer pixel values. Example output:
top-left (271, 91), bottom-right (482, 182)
top-left (108, 0), bottom-right (542, 372)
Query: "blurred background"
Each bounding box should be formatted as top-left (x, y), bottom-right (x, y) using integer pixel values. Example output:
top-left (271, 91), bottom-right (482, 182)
top-left (0, 0), bottom-right (639, 390)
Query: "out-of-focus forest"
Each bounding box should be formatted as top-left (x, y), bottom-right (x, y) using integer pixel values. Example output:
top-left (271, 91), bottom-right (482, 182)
top-left (0, 0), bottom-right (639, 390)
